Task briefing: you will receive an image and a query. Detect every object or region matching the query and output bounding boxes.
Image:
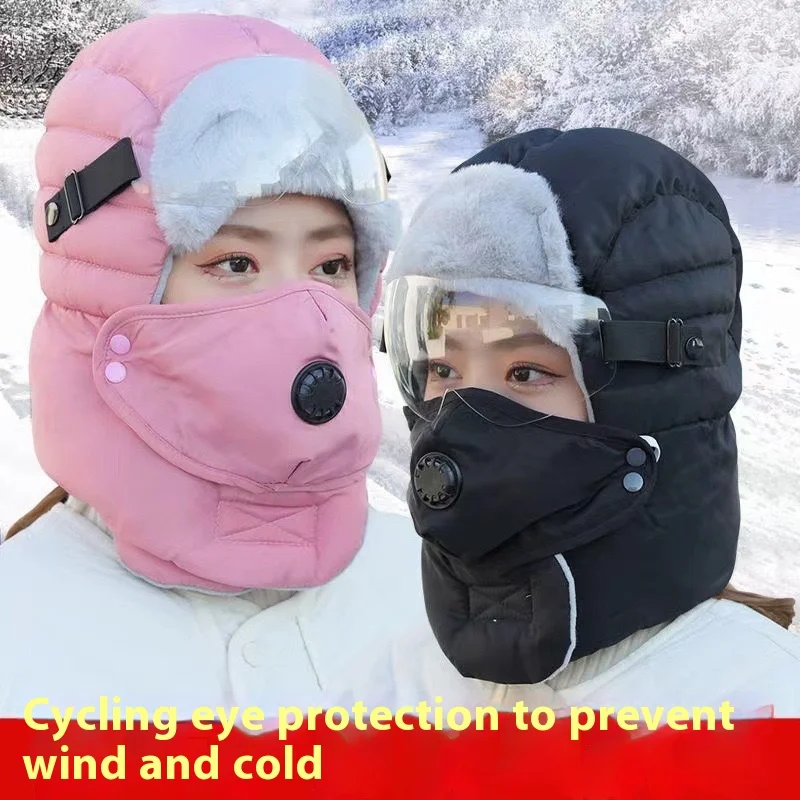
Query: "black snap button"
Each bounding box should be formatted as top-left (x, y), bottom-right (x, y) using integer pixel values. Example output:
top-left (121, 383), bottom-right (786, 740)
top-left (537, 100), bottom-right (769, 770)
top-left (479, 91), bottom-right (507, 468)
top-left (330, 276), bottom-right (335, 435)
top-left (626, 447), bottom-right (647, 467)
top-left (291, 361), bottom-right (347, 425)
top-left (413, 452), bottom-right (462, 509)
top-left (685, 336), bottom-right (704, 359)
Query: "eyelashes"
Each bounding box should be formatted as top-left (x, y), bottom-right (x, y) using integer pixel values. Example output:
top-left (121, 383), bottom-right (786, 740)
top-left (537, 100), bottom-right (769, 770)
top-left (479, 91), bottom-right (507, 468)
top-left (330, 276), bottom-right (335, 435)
top-left (312, 256), bottom-right (354, 279)
top-left (506, 361), bottom-right (560, 383)
top-left (196, 254), bottom-right (355, 280)
top-left (427, 360), bottom-right (561, 387)
top-left (198, 252), bottom-right (255, 278)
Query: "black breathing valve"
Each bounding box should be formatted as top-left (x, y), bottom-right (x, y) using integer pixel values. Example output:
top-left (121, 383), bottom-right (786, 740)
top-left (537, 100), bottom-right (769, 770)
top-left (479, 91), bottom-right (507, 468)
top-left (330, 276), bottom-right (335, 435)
top-left (291, 361), bottom-right (347, 425)
top-left (413, 452), bottom-right (462, 509)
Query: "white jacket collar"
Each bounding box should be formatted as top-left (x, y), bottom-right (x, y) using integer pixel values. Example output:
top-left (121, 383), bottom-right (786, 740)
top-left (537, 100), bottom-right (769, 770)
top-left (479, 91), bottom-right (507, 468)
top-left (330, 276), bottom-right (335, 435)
top-left (65, 496), bottom-right (296, 611)
top-left (547, 623), bottom-right (667, 690)
top-left (63, 495), bottom-right (665, 691)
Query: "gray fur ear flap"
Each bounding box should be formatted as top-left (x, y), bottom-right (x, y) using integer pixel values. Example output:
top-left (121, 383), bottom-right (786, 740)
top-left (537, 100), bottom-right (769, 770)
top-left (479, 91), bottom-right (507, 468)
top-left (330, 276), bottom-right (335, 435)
top-left (385, 162), bottom-right (581, 292)
top-left (351, 198), bottom-right (403, 313)
top-left (149, 55), bottom-right (402, 314)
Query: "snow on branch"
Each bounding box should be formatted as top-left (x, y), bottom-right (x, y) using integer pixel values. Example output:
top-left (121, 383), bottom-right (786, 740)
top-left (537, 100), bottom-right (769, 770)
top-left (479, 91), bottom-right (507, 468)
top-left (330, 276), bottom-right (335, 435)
top-left (0, 0), bottom-right (142, 120)
top-left (315, 0), bottom-right (800, 182)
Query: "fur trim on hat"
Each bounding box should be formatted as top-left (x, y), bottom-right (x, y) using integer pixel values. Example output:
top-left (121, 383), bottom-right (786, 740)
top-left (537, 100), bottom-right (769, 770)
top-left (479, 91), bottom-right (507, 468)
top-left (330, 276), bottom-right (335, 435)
top-left (384, 162), bottom-right (580, 291)
top-left (385, 161), bottom-right (596, 418)
top-left (149, 55), bottom-right (401, 312)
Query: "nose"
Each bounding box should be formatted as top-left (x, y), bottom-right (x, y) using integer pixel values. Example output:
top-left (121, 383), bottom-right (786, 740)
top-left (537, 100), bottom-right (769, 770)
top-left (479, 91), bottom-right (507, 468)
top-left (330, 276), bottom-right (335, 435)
top-left (464, 358), bottom-right (503, 396)
top-left (253, 252), bottom-right (307, 292)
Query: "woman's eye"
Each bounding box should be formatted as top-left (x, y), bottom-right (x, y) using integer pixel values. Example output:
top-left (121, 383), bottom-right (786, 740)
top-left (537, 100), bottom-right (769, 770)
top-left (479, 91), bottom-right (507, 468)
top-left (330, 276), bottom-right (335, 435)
top-left (216, 256), bottom-right (255, 274)
top-left (314, 258), bottom-right (351, 277)
top-left (508, 365), bottom-right (549, 384)
top-left (430, 362), bottom-right (456, 379)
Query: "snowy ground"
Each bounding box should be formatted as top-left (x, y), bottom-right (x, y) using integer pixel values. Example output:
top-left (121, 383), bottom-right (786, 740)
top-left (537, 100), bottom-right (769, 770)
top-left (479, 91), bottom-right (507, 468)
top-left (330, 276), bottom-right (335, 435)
top-left (709, 176), bottom-right (800, 609)
top-left (0, 3), bottom-right (798, 632)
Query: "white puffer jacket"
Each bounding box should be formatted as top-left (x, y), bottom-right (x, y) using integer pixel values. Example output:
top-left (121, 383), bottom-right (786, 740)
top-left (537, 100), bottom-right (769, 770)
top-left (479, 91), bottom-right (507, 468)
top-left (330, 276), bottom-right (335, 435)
top-left (1, 493), bottom-right (798, 721)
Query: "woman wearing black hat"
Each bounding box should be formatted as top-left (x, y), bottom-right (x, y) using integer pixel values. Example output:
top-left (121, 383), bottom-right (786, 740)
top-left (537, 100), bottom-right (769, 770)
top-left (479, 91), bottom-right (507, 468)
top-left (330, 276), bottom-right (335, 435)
top-left (379, 127), bottom-right (800, 713)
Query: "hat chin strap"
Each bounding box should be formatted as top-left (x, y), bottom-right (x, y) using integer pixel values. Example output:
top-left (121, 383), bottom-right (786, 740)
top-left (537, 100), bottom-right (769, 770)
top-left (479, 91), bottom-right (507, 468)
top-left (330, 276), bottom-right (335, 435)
top-left (151, 251), bottom-right (174, 304)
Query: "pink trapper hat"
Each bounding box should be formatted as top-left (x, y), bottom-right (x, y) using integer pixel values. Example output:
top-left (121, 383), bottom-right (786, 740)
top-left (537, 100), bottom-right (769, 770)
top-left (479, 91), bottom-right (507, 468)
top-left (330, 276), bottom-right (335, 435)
top-left (29, 14), bottom-right (398, 591)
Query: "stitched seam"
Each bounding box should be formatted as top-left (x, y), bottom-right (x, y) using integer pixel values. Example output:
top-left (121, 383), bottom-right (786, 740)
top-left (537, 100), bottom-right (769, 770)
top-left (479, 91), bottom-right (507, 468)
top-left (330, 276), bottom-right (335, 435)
top-left (592, 193), bottom-right (732, 292)
top-left (603, 310), bottom-right (735, 329)
top-left (647, 411), bottom-right (738, 435)
top-left (70, 64), bottom-right (159, 112)
top-left (213, 499), bottom-right (313, 546)
top-left (45, 300), bottom-right (104, 319)
top-left (109, 285), bottom-right (371, 330)
top-left (288, 463), bottom-right (372, 486)
top-left (222, 510), bottom-right (309, 544)
top-left (83, 60), bottom-right (277, 123)
top-left (637, 310), bottom-right (734, 323)
top-left (312, 504), bottom-right (320, 572)
top-left (603, 258), bottom-right (735, 294)
top-left (296, 618), bottom-right (324, 691)
top-left (469, 585), bottom-right (532, 621)
top-left (603, 258), bottom-right (735, 297)
top-left (715, 601), bottom-right (800, 662)
top-left (226, 538), bottom-right (312, 547)
top-left (307, 290), bottom-right (328, 321)
top-left (44, 124), bottom-right (151, 147)
top-left (49, 255), bottom-right (158, 278)
top-left (271, 508), bottom-right (316, 544)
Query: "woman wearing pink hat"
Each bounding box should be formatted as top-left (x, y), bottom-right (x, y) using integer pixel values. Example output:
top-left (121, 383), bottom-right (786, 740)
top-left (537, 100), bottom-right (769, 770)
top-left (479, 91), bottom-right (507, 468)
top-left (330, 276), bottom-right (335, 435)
top-left (0, 14), bottom-right (533, 720)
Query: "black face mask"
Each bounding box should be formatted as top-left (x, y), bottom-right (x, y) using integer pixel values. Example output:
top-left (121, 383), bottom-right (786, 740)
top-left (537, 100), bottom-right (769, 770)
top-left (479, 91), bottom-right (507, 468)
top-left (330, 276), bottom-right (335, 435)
top-left (404, 388), bottom-right (660, 684)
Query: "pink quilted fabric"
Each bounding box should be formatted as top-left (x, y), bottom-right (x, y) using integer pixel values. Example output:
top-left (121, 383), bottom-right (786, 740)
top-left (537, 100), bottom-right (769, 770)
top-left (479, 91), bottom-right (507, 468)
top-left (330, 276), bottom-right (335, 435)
top-left (33, 14), bottom-right (334, 316)
top-left (28, 15), bottom-right (383, 592)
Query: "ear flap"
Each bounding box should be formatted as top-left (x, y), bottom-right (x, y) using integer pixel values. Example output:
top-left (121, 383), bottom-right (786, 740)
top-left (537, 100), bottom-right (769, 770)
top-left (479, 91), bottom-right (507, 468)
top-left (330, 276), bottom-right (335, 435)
top-left (384, 162), bottom-right (581, 291)
top-left (402, 405), bottom-right (419, 433)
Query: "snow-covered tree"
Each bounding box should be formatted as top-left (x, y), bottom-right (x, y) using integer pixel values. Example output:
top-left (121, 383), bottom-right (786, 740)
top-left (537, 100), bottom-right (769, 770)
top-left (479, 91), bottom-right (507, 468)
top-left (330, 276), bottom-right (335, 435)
top-left (0, 0), bottom-right (142, 119)
top-left (314, 0), bottom-right (800, 180)
top-left (473, 0), bottom-right (800, 181)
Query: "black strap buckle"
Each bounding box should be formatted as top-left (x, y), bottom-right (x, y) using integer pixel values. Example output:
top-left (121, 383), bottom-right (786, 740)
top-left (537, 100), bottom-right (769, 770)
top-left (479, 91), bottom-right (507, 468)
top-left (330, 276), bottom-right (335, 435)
top-left (45, 138), bottom-right (140, 243)
top-left (64, 171), bottom-right (85, 225)
top-left (595, 316), bottom-right (720, 368)
top-left (666, 318), bottom-right (684, 367)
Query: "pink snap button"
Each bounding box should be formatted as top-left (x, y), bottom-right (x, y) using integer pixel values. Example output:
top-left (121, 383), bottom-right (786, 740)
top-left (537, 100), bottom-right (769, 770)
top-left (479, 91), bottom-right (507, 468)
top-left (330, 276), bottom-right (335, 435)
top-left (109, 334), bottom-right (131, 355)
top-left (105, 362), bottom-right (127, 384)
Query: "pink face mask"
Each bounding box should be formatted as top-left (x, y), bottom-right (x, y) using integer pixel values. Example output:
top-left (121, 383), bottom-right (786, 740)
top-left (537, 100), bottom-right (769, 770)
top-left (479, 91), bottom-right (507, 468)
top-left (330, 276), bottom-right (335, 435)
top-left (86, 281), bottom-right (382, 592)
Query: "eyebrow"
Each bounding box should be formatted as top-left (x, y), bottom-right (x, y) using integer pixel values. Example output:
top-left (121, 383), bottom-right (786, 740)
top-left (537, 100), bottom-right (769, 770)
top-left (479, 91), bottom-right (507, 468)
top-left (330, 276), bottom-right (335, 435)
top-left (439, 331), bottom-right (557, 351)
top-left (216, 222), bottom-right (354, 243)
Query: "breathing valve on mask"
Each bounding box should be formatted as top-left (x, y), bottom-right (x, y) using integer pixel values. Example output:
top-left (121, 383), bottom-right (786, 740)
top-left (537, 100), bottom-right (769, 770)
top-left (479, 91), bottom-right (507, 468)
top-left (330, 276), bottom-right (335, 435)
top-left (413, 433), bottom-right (661, 512)
top-left (291, 360), bottom-right (347, 425)
top-left (413, 452), bottom-right (462, 509)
